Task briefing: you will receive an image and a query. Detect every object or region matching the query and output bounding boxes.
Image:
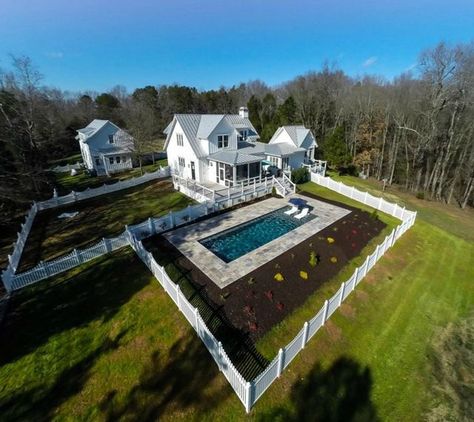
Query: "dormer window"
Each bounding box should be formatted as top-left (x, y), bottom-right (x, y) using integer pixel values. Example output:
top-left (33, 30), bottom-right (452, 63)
top-left (177, 133), bottom-right (184, 146)
top-left (238, 130), bottom-right (248, 142)
top-left (108, 134), bottom-right (115, 144)
top-left (218, 134), bottom-right (229, 148)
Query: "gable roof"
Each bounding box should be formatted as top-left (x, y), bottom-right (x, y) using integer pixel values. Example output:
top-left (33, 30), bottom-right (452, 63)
top-left (164, 113), bottom-right (259, 157)
top-left (76, 119), bottom-right (120, 142)
top-left (270, 125), bottom-right (317, 149)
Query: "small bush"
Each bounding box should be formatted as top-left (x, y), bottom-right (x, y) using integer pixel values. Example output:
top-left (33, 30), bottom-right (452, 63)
top-left (274, 273), bottom-right (284, 282)
top-left (309, 251), bottom-right (319, 267)
top-left (330, 256), bottom-right (338, 263)
top-left (276, 302), bottom-right (285, 311)
top-left (291, 167), bottom-right (310, 184)
top-left (271, 186), bottom-right (277, 197)
top-left (370, 210), bottom-right (379, 220)
top-left (299, 270), bottom-right (308, 280)
top-left (247, 277), bottom-right (255, 285)
top-left (416, 191), bottom-right (425, 200)
top-left (327, 237), bottom-right (335, 244)
top-left (264, 290), bottom-right (274, 301)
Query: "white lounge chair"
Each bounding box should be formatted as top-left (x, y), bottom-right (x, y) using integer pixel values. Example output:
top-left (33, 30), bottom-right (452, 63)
top-left (284, 205), bottom-right (299, 215)
top-left (294, 207), bottom-right (309, 220)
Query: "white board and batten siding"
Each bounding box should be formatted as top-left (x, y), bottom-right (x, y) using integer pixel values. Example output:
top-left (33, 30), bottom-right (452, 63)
top-left (167, 120), bottom-right (202, 182)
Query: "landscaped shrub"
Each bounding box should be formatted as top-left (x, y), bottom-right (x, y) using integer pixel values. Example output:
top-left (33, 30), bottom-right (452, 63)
top-left (264, 290), bottom-right (274, 301)
top-left (327, 237), bottom-right (335, 244)
top-left (247, 276), bottom-right (255, 285)
top-left (291, 167), bottom-right (310, 184)
top-left (299, 270), bottom-right (308, 280)
top-left (309, 251), bottom-right (319, 267)
top-left (276, 302), bottom-right (285, 311)
top-left (274, 273), bottom-right (284, 282)
top-left (330, 256), bottom-right (338, 263)
top-left (416, 191), bottom-right (425, 200)
top-left (370, 209), bottom-right (379, 220)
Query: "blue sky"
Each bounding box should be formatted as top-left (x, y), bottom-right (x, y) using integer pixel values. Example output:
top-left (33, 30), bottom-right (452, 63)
top-left (1, 0), bottom-right (473, 92)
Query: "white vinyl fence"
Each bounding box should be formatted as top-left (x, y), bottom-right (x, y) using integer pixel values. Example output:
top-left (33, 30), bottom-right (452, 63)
top-left (50, 161), bottom-right (84, 173)
top-left (127, 174), bottom-right (417, 412)
top-left (1, 166), bottom-right (171, 290)
top-left (129, 233), bottom-right (251, 410)
top-left (2, 202), bottom-right (212, 292)
top-left (38, 166), bottom-right (170, 211)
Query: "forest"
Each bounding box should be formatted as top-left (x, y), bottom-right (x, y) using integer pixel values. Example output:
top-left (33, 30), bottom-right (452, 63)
top-left (0, 41), bottom-right (473, 224)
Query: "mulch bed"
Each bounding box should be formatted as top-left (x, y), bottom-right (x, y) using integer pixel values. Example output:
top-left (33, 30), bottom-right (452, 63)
top-left (145, 192), bottom-right (386, 342)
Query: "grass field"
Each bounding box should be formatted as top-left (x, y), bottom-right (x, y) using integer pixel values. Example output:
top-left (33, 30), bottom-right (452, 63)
top-left (17, 179), bottom-right (193, 271)
top-left (0, 177), bottom-right (472, 421)
top-left (52, 160), bottom-right (168, 196)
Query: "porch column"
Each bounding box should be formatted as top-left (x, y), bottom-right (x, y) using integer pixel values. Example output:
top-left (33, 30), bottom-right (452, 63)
top-left (232, 166), bottom-right (237, 186)
top-left (247, 163), bottom-right (250, 182)
top-left (259, 162), bottom-right (262, 182)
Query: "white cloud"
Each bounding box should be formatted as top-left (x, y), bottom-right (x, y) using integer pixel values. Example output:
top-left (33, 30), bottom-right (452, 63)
top-left (362, 56), bottom-right (377, 67)
top-left (45, 51), bottom-right (64, 59)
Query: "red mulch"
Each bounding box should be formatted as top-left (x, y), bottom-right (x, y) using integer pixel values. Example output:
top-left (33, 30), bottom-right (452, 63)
top-left (146, 192), bottom-right (386, 341)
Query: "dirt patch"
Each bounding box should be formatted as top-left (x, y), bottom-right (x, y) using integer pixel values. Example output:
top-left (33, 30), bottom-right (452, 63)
top-left (355, 290), bottom-right (369, 302)
top-left (324, 320), bottom-right (343, 342)
top-left (145, 192), bottom-right (385, 341)
top-left (339, 303), bottom-right (356, 319)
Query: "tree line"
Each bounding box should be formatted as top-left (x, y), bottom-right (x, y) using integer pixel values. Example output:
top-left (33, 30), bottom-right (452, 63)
top-left (0, 41), bottom-right (473, 224)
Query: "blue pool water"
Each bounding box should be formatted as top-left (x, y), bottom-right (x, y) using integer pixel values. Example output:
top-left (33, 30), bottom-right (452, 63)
top-left (199, 207), bottom-right (315, 263)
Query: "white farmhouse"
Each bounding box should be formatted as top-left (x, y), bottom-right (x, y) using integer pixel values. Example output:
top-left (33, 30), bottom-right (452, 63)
top-left (164, 107), bottom-right (319, 187)
top-left (76, 120), bottom-right (135, 176)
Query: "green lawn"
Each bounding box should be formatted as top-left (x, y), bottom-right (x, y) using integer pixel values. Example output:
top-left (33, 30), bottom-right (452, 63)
top-left (0, 178), bottom-right (472, 421)
top-left (18, 178), bottom-right (193, 271)
top-left (52, 160), bottom-right (168, 196)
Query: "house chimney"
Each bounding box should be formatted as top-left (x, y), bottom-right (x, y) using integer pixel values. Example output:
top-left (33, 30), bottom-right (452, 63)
top-left (239, 106), bottom-right (249, 119)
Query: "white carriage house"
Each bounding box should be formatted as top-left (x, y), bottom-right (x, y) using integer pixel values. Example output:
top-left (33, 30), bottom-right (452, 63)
top-left (164, 107), bottom-right (321, 187)
top-left (76, 120), bottom-right (135, 176)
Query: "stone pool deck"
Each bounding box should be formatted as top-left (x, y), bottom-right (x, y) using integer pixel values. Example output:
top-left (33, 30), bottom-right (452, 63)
top-left (164, 194), bottom-right (351, 288)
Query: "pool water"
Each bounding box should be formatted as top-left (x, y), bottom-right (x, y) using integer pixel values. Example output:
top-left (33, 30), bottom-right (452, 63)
top-left (199, 207), bottom-right (315, 263)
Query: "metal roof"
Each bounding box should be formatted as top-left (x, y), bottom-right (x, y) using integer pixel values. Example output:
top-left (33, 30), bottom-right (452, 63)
top-left (77, 119), bottom-right (110, 139)
top-left (164, 113), bottom-right (260, 157)
top-left (269, 125), bottom-right (317, 149)
top-left (265, 143), bottom-right (306, 156)
top-left (208, 150), bottom-right (263, 165)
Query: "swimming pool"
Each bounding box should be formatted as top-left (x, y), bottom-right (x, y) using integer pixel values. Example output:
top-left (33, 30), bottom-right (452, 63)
top-left (199, 206), bottom-right (315, 263)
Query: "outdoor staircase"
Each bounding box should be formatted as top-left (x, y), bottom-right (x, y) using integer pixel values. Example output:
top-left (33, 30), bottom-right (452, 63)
top-left (274, 174), bottom-right (295, 197)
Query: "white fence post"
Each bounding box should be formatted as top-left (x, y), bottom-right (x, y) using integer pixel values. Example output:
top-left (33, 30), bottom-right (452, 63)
top-left (74, 248), bottom-right (83, 264)
top-left (338, 282), bottom-right (345, 306)
top-left (322, 300), bottom-right (329, 324)
top-left (245, 382), bottom-right (253, 413)
top-left (277, 348), bottom-right (284, 377)
top-left (302, 321), bottom-right (309, 348)
top-left (148, 217), bottom-right (154, 235)
top-left (353, 267), bottom-right (359, 290)
top-left (103, 237), bottom-right (111, 253)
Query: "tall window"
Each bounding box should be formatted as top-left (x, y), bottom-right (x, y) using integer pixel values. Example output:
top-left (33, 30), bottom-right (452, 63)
top-left (238, 130), bottom-right (248, 142)
top-left (108, 134), bottom-right (115, 144)
top-left (218, 135), bottom-right (229, 148)
top-left (177, 133), bottom-right (184, 146)
top-left (178, 157), bottom-right (185, 167)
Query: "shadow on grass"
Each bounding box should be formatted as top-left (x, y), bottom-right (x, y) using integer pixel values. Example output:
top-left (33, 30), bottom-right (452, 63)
top-left (144, 233), bottom-right (270, 381)
top-left (0, 250), bottom-right (148, 367)
top-left (258, 357), bottom-right (379, 422)
top-left (100, 333), bottom-right (231, 421)
top-left (0, 330), bottom-right (127, 422)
